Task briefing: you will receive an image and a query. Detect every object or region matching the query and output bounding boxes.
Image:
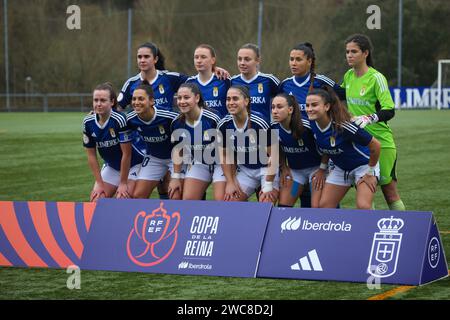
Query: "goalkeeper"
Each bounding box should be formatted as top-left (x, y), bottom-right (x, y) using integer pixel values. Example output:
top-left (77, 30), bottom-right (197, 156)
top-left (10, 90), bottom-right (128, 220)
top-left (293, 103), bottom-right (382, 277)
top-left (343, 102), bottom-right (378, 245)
top-left (340, 34), bottom-right (405, 211)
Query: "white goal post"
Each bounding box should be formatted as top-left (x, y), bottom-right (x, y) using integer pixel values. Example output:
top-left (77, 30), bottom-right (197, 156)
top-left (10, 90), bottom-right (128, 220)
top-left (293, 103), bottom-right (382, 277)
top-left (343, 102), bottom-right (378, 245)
top-left (437, 59), bottom-right (450, 110)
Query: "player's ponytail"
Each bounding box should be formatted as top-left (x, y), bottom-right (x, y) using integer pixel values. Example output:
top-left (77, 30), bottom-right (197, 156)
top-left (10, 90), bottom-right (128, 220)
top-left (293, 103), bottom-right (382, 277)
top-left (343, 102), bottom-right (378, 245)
top-left (308, 87), bottom-right (351, 132)
top-left (138, 42), bottom-right (166, 70)
top-left (345, 34), bottom-right (374, 67)
top-left (292, 42), bottom-right (316, 92)
top-left (275, 93), bottom-right (304, 140)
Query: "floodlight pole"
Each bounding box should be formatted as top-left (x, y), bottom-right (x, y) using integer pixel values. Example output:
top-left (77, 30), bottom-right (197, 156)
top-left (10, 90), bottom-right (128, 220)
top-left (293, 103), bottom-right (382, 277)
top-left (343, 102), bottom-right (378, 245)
top-left (127, 8), bottom-right (132, 78)
top-left (257, 0), bottom-right (263, 52)
top-left (397, 0), bottom-right (403, 88)
top-left (4, 0), bottom-right (10, 111)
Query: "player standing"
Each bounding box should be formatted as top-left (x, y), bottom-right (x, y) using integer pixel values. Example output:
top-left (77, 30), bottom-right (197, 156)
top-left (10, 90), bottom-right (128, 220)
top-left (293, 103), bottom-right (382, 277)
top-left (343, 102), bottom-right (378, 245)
top-left (231, 43), bottom-right (280, 122)
top-left (186, 44), bottom-right (231, 118)
top-left (117, 42), bottom-right (188, 112)
top-left (279, 42), bottom-right (345, 119)
top-left (341, 34), bottom-right (405, 211)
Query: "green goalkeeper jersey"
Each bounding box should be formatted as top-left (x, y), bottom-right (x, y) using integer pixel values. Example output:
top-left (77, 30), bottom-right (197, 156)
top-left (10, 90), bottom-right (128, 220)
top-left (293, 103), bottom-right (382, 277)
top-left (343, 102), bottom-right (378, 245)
top-left (341, 67), bottom-right (396, 149)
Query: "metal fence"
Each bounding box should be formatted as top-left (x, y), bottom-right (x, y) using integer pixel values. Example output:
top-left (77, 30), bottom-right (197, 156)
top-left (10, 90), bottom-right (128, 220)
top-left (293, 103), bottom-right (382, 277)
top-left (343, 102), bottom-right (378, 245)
top-left (0, 93), bottom-right (92, 112)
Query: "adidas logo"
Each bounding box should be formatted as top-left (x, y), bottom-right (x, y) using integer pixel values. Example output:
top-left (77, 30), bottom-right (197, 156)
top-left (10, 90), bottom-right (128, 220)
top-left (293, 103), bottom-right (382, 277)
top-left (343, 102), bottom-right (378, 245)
top-left (291, 249), bottom-right (323, 272)
top-left (178, 261), bottom-right (189, 269)
top-left (91, 132), bottom-right (97, 137)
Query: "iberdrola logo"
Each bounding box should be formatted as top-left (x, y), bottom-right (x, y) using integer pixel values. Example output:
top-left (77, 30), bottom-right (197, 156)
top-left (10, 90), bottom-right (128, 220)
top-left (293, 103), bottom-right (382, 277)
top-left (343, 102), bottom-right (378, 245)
top-left (126, 202), bottom-right (180, 267)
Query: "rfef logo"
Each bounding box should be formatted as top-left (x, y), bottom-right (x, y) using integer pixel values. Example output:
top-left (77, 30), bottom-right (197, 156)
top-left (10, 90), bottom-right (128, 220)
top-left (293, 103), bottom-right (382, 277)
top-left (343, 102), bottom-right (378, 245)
top-left (126, 202), bottom-right (180, 267)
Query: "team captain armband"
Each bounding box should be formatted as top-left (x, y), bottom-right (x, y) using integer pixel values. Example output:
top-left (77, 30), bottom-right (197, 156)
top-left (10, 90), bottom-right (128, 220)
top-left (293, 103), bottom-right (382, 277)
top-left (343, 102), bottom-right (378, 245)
top-left (119, 130), bottom-right (133, 143)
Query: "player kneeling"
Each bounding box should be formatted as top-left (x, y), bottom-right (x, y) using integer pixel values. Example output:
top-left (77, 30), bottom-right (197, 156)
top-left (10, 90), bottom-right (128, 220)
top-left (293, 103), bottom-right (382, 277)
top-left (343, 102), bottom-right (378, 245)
top-left (83, 83), bottom-right (145, 201)
top-left (168, 83), bottom-right (224, 200)
top-left (216, 85), bottom-right (279, 203)
top-left (305, 87), bottom-right (381, 209)
top-left (271, 93), bottom-right (328, 208)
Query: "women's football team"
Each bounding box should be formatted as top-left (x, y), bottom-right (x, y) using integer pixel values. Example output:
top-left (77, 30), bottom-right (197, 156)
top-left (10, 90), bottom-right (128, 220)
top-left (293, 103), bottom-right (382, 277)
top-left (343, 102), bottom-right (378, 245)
top-left (83, 33), bottom-right (405, 211)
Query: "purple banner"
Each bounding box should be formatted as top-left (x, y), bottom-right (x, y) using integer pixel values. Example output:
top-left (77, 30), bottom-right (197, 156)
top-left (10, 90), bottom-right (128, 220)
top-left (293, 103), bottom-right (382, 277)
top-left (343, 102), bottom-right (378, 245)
top-left (80, 199), bottom-right (272, 277)
top-left (257, 208), bottom-right (448, 285)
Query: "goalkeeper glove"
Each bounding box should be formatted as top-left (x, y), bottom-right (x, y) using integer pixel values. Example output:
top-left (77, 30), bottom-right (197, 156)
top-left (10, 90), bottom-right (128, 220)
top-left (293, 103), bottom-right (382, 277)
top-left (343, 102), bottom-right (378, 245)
top-left (353, 113), bottom-right (378, 128)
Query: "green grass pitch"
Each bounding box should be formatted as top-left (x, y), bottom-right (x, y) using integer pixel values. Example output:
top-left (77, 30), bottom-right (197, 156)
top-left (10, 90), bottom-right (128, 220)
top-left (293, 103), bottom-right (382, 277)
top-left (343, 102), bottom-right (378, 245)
top-left (0, 111), bottom-right (449, 300)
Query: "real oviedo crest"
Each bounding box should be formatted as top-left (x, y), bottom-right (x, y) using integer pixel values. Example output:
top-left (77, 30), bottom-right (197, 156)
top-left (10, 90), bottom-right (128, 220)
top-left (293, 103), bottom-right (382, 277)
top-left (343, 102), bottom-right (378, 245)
top-left (258, 83), bottom-right (264, 94)
top-left (368, 216), bottom-right (404, 278)
top-left (109, 128), bottom-right (116, 138)
top-left (360, 86), bottom-right (366, 96)
top-left (126, 202), bottom-right (180, 267)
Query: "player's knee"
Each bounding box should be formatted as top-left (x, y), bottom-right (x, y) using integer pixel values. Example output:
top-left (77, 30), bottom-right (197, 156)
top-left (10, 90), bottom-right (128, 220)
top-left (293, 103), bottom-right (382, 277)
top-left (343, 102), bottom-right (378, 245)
top-left (319, 198), bottom-right (335, 208)
top-left (213, 193), bottom-right (224, 201)
top-left (171, 193), bottom-right (182, 200)
top-left (381, 183), bottom-right (400, 203)
top-left (311, 199), bottom-right (320, 208)
top-left (182, 194), bottom-right (198, 201)
top-left (132, 189), bottom-right (148, 199)
top-left (356, 199), bottom-right (372, 210)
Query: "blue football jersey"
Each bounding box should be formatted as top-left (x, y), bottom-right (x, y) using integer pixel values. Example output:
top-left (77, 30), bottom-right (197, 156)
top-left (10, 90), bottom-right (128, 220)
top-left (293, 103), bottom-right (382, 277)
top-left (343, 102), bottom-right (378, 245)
top-left (271, 118), bottom-right (321, 170)
top-left (126, 107), bottom-right (179, 159)
top-left (171, 108), bottom-right (221, 165)
top-left (279, 73), bottom-right (344, 118)
top-left (118, 70), bottom-right (188, 111)
top-left (82, 111), bottom-right (145, 171)
top-left (308, 119), bottom-right (373, 171)
top-left (218, 111), bottom-right (272, 170)
top-left (231, 72), bottom-right (280, 121)
top-left (186, 74), bottom-right (231, 118)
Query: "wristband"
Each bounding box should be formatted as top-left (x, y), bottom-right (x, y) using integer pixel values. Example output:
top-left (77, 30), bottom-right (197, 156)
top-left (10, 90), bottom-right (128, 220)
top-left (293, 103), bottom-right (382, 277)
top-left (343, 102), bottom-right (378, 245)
top-left (262, 181), bottom-right (273, 193)
top-left (171, 172), bottom-right (182, 179)
top-left (319, 162), bottom-right (328, 170)
top-left (366, 166), bottom-right (376, 176)
top-left (370, 113), bottom-right (379, 123)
